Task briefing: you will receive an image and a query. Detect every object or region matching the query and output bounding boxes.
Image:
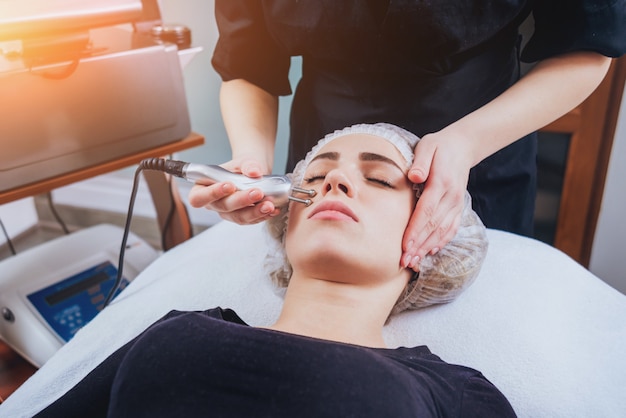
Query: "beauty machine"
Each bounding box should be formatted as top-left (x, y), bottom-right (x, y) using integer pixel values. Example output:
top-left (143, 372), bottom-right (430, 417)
top-left (0, 224), bottom-right (158, 367)
top-left (0, 0), bottom-right (191, 192)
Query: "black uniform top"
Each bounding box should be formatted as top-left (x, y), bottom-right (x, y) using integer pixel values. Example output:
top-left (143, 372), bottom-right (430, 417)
top-left (36, 308), bottom-right (516, 418)
top-left (211, 0), bottom-right (625, 235)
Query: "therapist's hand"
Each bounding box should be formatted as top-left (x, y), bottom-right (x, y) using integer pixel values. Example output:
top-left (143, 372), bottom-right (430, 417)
top-left (187, 156), bottom-right (281, 225)
top-left (401, 132), bottom-right (472, 271)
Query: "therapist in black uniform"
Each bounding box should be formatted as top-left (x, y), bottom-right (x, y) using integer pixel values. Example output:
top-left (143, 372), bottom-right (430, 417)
top-left (189, 1), bottom-right (625, 271)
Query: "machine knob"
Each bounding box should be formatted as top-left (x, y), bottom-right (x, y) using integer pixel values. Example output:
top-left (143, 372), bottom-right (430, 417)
top-left (2, 307), bottom-right (15, 323)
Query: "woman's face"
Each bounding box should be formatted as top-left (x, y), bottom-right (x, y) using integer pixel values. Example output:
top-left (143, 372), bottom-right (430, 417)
top-left (285, 134), bottom-right (416, 285)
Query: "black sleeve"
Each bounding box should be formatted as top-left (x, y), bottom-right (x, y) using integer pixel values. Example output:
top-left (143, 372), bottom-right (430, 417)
top-left (211, 0), bottom-right (292, 96)
top-left (33, 310), bottom-right (223, 418)
top-left (522, 0), bottom-right (626, 62)
top-left (460, 375), bottom-right (518, 418)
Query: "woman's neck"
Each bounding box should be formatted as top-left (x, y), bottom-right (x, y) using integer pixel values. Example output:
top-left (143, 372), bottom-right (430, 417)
top-left (268, 274), bottom-right (403, 348)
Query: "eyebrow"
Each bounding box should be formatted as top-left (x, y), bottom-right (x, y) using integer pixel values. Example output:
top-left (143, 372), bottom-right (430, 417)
top-left (310, 151), bottom-right (404, 172)
top-left (310, 151), bottom-right (339, 163)
top-left (359, 152), bottom-right (404, 172)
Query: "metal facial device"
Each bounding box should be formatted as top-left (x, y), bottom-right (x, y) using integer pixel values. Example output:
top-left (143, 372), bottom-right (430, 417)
top-left (140, 158), bottom-right (317, 207)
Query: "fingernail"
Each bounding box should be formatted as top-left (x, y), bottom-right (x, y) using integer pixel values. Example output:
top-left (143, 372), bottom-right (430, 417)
top-left (222, 183), bottom-right (235, 193)
top-left (409, 169), bottom-right (424, 180)
top-left (411, 256), bottom-right (420, 268)
top-left (406, 240), bottom-right (415, 251)
top-left (259, 203), bottom-right (272, 214)
top-left (249, 189), bottom-right (263, 201)
top-left (403, 253), bottom-right (412, 268)
top-left (430, 247), bottom-right (440, 255)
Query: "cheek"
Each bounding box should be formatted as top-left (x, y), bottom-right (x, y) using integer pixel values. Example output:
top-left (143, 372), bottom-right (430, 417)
top-left (364, 200), bottom-right (412, 258)
top-left (379, 193), bottom-right (415, 232)
top-left (375, 218), bottom-right (409, 256)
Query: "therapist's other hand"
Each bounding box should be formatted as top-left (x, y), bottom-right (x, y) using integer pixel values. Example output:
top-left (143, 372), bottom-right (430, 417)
top-left (187, 156), bottom-right (281, 225)
top-left (401, 132), bottom-right (472, 271)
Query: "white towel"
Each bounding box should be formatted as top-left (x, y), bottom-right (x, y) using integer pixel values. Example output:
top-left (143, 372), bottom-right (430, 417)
top-left (1, 222), bottom-right (625, 417)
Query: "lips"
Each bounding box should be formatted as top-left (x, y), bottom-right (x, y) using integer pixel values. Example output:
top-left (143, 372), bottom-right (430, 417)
top-left (308, 200), bottom-right (358, 222)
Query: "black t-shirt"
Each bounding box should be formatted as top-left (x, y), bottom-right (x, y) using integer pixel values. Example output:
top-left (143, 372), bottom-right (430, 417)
top-left (37, 308), bottom-right (516, 417)
top-left (211, 0), bottom-right (625, 236)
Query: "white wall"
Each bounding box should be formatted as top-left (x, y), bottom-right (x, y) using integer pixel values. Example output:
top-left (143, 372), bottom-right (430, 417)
top-left (589, 85), bottom-right (626, 294)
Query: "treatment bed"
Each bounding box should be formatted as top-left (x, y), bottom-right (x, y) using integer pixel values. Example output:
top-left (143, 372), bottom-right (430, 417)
top-left (1, 221), bottom-right (625, 417)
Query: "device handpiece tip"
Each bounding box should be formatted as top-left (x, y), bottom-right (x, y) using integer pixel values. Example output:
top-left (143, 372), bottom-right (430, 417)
top-left (292, 187), bottom-right (316, 197)
top-left (289, 187), bottom-right (316, 206)
top-left (288, 195), bottom-right (312, 206)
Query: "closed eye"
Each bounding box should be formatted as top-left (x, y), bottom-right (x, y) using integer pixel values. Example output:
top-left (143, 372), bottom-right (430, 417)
top-left (366, 177), bottom-right (394, 188)
top-left (304, 174), bottom-right (326, 183)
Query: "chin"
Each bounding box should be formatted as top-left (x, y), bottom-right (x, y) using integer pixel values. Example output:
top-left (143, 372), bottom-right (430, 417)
top-left (293, 248), bottom-right (396, 285)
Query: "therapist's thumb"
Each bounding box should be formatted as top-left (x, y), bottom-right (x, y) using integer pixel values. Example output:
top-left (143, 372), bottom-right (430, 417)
top-left (409, 139), bottom-right (435, 184)
top-left (240, 159), bottom-right (265, 178)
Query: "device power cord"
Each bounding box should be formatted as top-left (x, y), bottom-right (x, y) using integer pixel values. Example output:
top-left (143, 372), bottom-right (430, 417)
top-left (101, 164), bottom-right (142, 309)
top-left (102, 158), bottom-right (190, 309)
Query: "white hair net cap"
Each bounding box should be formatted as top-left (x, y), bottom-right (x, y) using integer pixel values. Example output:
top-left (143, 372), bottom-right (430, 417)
top-left (290, 123), bottom-right (419, 186)
top-left (265, 123), bottom-right (488, 314)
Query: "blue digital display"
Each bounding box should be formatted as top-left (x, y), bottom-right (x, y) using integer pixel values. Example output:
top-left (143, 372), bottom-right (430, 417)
top-left (27, 261), bottom-right (129, 342)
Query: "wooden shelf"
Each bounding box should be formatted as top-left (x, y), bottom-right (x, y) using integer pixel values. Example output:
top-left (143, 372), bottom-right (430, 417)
top-left (0, 132), bottom-right (204, 205)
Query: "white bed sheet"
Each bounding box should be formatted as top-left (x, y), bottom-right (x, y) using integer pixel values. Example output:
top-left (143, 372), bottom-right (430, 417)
top-left (1, 221), bottom-right (625, 417)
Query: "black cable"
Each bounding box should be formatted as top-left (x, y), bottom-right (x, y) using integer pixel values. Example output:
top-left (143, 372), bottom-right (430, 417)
top-left (46, 192), bottom-right (70, 234)
top-left (102, 165), bottom-right (142, 309)
top-left (160, 153), bottom-right (176, 251)
top-left (160, 175), bottom-right (177, 251)
top-left (102, 158), bottom-right (189, 309)
top-left (0, 217), bottom-right (17, 256)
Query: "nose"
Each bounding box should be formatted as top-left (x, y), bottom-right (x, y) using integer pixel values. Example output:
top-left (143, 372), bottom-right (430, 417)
top-left (322, 169), bottom-right (353, 197)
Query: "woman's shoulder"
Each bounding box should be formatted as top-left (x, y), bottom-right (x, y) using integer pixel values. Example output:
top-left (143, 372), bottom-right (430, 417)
top-left (381, 346), bottom-right (516, 416)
